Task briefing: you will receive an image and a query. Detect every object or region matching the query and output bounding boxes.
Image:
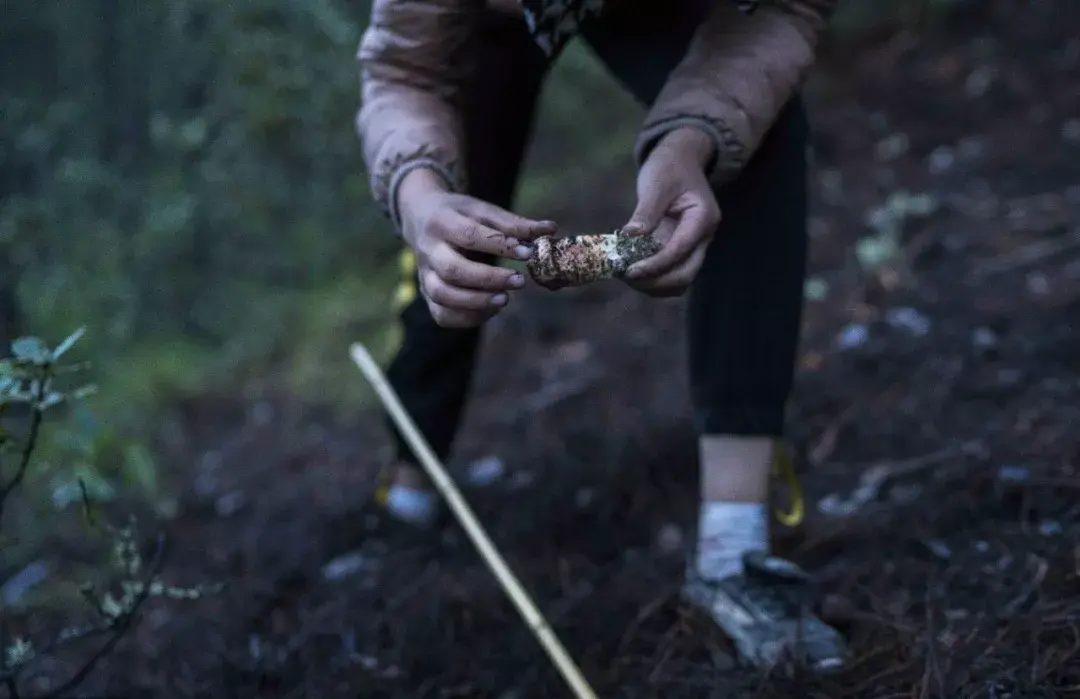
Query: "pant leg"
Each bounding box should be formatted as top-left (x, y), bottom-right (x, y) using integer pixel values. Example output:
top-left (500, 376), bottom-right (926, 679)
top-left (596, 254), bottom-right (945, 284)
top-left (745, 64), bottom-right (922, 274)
top-left (582, 4), bottom-right (808, 437)
top-left (689, 102), bottom-right (808, 436)
top-left (386, 10), bottom-right (550, 465)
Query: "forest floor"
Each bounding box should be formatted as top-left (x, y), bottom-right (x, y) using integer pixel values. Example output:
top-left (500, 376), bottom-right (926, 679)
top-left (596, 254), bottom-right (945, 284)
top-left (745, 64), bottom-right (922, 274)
top-left (7, 1), bottom-right (1080, 697)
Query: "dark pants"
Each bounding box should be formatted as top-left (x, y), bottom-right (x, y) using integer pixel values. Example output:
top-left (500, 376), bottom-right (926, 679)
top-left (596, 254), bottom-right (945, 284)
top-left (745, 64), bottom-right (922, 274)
top-left (386, 4), bottom-right (809, 466)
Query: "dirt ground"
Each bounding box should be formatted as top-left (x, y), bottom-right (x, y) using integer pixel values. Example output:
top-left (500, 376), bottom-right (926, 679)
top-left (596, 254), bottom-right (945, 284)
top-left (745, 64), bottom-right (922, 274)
top-left (10, 1), bottom-right (1080, 697)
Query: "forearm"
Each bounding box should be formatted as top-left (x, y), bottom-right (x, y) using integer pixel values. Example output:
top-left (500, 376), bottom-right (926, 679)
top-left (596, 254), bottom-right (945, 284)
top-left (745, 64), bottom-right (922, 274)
top-left (356, 0), bottom-right (479, 229)
top-left (357, 84), bottom-right (465, 228)
top-left (635, 0), bottom-right (836, 183)
top-left (397, 167), bottom-right (452, 203)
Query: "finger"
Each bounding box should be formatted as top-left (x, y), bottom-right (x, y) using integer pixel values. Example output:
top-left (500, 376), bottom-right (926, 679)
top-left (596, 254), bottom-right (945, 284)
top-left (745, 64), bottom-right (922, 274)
top-left (463, 201), bottom-right (559, 241)
top-left (427, 299), bottom-right (495, 329)
top-left (440, 214), bottom-right (536, 261)
top-left (625, 206), bottom-right (717, 280)
top-left (428, 243), bottom-right (526, 291)
top-left (628, 240), bottom-right (708, 297)
top-left (650, 216), bottom-right (678, 247)
top-left (422, 269), bottom-right (510, 311)
top-left (622, 180), bottom-right (671, 237)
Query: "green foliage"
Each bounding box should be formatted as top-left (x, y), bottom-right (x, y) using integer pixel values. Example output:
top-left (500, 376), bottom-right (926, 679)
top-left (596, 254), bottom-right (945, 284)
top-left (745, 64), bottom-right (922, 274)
top-left (0, 330), bottom-right (218, 699)
top-left (3, 0), bottom-right (397, 427)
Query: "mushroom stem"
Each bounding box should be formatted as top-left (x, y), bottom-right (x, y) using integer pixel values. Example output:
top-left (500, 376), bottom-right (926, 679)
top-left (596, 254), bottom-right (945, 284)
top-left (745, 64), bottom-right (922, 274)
top-left (526, 230), bottom-right (662, 290)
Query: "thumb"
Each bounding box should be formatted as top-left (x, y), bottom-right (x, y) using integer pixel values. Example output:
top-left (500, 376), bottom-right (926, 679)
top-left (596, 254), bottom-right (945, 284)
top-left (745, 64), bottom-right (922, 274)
top-left (622, 182), bottom-right (670, 237)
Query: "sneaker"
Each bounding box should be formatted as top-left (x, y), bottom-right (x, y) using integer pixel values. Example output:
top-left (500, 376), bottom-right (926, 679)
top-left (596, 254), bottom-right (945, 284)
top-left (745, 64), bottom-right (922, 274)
top-left (368, 466), bottom-right (446, 531)
top-left (681, 551), bottom-right (848, 673)
top-left (367, 455), bottom-right (510, 545)
top-left (322, 468), bottom-right (445, 559)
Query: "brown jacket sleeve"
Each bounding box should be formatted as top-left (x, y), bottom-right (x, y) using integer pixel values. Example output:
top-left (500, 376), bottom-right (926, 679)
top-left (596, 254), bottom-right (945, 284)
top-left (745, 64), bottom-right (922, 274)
top-left (356, 0), bottom-right (481, 229)
top-left (634, 0), bottom-right (836, 186)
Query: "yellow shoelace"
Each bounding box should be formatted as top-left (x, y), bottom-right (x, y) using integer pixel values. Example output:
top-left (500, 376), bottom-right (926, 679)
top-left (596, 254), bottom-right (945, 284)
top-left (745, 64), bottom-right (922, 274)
top-left (772, 440), bottom-right (805, 527)
top-left (391, 248), bottom-right (418, 312)
top-left (373, 467), bottom-right (393, 507)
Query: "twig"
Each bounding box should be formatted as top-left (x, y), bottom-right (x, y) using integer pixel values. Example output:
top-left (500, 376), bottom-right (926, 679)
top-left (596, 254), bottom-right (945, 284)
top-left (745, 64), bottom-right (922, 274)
top-left (1000, 556), bottom-right (1047, 619)
top-left (614, 589), bottom-right (674, 658)
top-left (970, 228), bottom-right (1080, 277)
top-left (350, 343), bottom-right (600, 699)
top-left (0, 536), bottom-right (169, 699)
top-left (921, 586), bottom-right (945, 699)
top-left (807, 401), bottom-right (859, 468)
top-left (0, 376), bottom-right (46, 699)
top-left (0, 386), bottom-right (45, 526)
top-left (816, 443), bottom-right (970, 518)
top-left (33, 535), bottom-right (168, 699)
top-left (2, 675), bottom-right (19, 699)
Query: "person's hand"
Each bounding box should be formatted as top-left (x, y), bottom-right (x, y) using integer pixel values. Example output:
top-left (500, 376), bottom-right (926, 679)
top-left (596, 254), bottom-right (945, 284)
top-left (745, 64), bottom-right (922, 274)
top-left (397, 169), bottom-right (558, 328)
top-left (620, 127), bottom-right (721, 297)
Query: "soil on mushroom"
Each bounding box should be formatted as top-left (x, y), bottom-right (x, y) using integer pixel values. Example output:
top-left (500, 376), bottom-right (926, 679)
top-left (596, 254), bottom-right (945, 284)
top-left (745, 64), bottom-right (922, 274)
top-left (49, 3), bottom-right (1080, 697)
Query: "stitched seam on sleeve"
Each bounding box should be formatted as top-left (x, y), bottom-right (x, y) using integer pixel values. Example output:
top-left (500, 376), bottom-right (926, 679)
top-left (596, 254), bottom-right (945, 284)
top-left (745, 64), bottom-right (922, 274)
top-left (372, 146), bottom-right (466, 231)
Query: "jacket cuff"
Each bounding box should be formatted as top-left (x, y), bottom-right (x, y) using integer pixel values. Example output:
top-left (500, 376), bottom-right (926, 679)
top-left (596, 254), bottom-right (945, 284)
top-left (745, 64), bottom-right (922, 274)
top-left (633, 115), bottom-right (747, 187)
top-left (372, 147), bottom-right (465, 233)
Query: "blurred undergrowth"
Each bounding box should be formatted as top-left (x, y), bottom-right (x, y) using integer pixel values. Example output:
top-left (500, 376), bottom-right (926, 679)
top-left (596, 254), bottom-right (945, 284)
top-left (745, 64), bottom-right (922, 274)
top-left (0, 330), bottom-right (218, 699)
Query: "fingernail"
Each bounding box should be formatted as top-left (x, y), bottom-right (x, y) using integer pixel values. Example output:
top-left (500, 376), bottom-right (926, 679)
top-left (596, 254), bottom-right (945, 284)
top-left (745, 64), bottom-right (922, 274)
top-left (514, 245), bottom-right (533, 259)
top-left (491, 293), bottom-right (508, 306)
top-left (508, 273), bottom-right (525, 288)
top-left (624, 265), bottom-right (641, 280)
top-left (506, 237), bottom-right (520, 247)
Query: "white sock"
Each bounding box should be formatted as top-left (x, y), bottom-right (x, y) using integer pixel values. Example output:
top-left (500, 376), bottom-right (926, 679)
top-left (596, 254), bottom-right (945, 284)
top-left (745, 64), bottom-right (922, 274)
top-left (385, 484), bottom-right (439, 525)
top-left (694, 501), bottom-right (769, 581)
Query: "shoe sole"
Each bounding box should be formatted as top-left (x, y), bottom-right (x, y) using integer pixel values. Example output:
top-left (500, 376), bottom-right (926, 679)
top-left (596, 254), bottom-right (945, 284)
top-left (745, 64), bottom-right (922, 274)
top-left (680, 581), bottom-right (849, 674)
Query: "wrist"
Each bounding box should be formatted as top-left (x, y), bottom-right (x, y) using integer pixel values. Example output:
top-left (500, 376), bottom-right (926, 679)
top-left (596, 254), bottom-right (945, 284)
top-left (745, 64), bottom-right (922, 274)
top-left (394, 167), bottom-right (451, 245)
top-left (397, 167), bottom-right (451, 207)
top-left (656, 127), bottom-right (716, 171)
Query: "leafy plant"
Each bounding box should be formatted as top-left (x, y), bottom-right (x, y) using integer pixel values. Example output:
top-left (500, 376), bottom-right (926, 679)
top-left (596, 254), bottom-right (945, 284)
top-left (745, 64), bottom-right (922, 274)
top-left (0, 329), bottom-right (218, 699)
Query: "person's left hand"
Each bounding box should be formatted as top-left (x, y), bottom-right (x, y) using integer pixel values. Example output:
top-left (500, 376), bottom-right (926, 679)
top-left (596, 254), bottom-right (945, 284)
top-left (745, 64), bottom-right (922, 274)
top-left (620, 127), bottom-right (721, 297)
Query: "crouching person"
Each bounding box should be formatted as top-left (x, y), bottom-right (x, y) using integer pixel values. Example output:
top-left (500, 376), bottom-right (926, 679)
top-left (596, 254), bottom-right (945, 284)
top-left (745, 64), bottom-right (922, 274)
top-left (354, 0), bottom-right (848, 672)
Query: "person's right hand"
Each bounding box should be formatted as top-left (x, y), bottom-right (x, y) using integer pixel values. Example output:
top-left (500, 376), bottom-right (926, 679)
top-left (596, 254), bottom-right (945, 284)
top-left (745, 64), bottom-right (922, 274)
top-left (396, 169), bottom-right (558, 328)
